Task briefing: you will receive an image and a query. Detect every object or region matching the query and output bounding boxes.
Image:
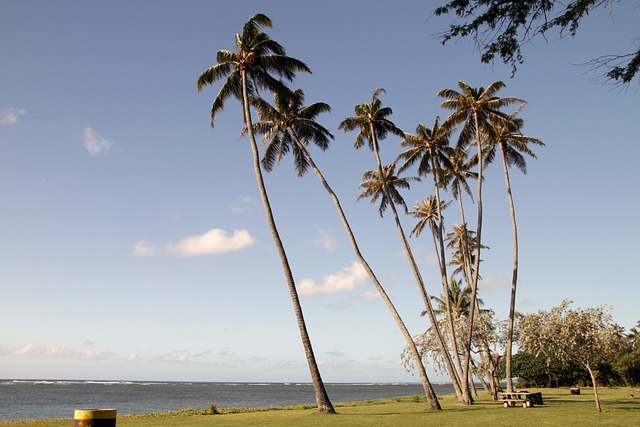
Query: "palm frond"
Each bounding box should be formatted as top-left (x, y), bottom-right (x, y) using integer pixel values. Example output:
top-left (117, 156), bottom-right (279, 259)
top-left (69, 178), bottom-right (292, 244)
top-left (197, 62), bottom-right (233, 91)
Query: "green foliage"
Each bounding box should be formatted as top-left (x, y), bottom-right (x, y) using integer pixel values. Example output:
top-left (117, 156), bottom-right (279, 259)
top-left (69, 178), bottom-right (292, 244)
top-left (507, 351), bottom-right (585, 388)
top-left (518, 301), bottom-right (622, 369)
top-left (208, 402), bottom-right (219, 415)
top-left (433, 0), bottom-right (640, 87)
top-left (614, 348), bottom-right (640, 386)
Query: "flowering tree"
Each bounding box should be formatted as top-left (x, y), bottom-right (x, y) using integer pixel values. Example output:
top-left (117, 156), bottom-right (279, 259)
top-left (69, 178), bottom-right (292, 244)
top-left (518, 301), bottom-right (623, 412)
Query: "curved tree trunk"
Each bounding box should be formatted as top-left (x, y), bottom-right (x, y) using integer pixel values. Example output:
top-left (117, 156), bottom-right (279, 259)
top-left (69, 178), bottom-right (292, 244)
top-left (240, 72), bottom-right (334, 414)
top-left (365, 123), bottom-right (441, 409)
top-left (585, 361), bottom-right (602, 412)
top-left (500, 142), bottom-right (518, 393)
top-left (462, 112), bottom-right (485, 391)
top-left (430, 157), bottom-right (470, 403)
top-left (291, 133), bottom-right (441, 410)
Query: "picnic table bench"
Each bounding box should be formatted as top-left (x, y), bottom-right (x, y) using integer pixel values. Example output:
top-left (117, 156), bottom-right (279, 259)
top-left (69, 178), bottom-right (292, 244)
top-left (498, 391), bottom-right (543, 408)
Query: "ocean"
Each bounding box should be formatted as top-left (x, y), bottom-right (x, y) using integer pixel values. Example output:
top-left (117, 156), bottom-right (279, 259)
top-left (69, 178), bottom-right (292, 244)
top-left (0, 380), bottom-right (455, 421)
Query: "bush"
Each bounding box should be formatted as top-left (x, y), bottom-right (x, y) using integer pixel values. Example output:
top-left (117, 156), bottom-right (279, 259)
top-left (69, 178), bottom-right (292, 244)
top-left (614, 349), bottom-right (640, 386)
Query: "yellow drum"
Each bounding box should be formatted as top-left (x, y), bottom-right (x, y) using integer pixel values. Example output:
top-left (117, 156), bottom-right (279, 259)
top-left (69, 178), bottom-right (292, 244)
top-left (73, 408), bottom-right (117, 427)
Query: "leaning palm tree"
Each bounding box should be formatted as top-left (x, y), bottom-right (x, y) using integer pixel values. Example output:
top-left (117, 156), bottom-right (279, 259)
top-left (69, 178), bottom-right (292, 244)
top-left (340, 89), bottom-right (443, 409)
top-left (397, 119), bottom-right (469, 399)
top-left (196, 14), bottom-right (334, 414)
top-left (437, 81), bottom-right (524, 392)
top-left (483, 112), bottom-right (544, 393)
top-left (250, 87), bottom-right (442, 410)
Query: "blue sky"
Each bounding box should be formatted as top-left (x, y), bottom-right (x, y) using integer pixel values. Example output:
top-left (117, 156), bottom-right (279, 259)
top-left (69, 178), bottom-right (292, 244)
top-left (1, 0), bottom-right (638, 383)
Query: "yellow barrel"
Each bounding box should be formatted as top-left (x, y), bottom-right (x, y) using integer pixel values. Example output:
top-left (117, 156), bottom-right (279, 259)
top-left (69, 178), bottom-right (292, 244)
top-left (73, 408), bottom-right (117, 427)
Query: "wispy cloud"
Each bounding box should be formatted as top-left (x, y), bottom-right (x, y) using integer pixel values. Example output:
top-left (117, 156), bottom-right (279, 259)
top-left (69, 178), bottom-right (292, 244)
top-left (358, 291), bottom-right (382, 302)
top-left (0, 107), bottom-right (27, 126)
top-left (298, 261), bottom-right (367, 297)
top-left (151, 352), bottom-right (192, 365)
top-left (82, 127), bottom-right (113, 155)
top-left (313, 229), bottom-right (337, 251)
top-left (132, 240), bottom-right (159, 257)
top-left (228, 197), bottom-right (259, 215)
top-left (10, 342), bottom-right (112, 360)
top-left (13, 342), bottom-right (36, 356)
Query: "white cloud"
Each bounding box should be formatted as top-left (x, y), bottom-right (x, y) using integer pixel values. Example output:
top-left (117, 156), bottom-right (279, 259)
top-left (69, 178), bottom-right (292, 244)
top-left (13, 342), bottom-right (36, 356)
top-left (0, 107), bottom-right (26, 126)
top-left (127, 352), bottom-right (141, 362)
top-left (165, 228), bottom-right (255, 256)
top-left (82, 127), bottom-right (113, 155)
top-left (46, 344), bottom-right (72, 357)
top-left (313, 229), bottom-right (337, 251)
top-left (132, 240), bottom-right (159, 257)
top-left (297, 261), bottom-right (368, 297)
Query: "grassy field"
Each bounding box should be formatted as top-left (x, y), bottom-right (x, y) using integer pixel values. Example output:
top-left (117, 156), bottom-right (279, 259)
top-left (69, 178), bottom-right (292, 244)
top-left (2, 387), bottom-right (638, 426)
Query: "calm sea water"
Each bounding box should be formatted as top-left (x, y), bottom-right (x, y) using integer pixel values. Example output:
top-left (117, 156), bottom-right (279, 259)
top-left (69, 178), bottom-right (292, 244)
top-left (0, 380), bottom-right (455, 421)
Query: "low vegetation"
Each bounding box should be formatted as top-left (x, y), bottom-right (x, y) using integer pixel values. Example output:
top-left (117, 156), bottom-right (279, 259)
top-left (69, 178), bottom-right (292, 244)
top-left (1, 388), bottom-right (638, 426)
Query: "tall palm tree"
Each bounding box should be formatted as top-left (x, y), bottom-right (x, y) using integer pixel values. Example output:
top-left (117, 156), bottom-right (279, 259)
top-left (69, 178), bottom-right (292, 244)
top-left (196, 14), bottom-right (335, 414)
top-left (437, 81), bottom-right (524, 392)
top-left (397, 118), bottom-right (469, 399)
top-left (440, 146), bottom-right (478, 227)
top-left (250, 87), bottom-right (442, 410)
top-left (340, 89), bottom-right (443, 409)
top-left (483, 112), bottom-right (544, 392)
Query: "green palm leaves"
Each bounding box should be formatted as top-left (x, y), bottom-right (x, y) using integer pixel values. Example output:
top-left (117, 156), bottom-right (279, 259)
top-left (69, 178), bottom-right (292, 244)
top-left (358, 164), bottom-right (419, 217)
top-left (197, 13), bottom-right (310, 127)
top-left (251, 88), bottom-right (333, 177)
top-left (339, 88), bottom-right (404, 151)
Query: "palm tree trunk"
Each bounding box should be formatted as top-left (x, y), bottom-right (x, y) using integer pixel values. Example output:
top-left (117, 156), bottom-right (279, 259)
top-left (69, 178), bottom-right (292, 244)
top-left (462, 112), bottom-right (485, 390)
top-left (430, 159), bottom-right (468, 403)
top-left (291, 132), bottom-right (441, 410)
top-left (367, 124), bottom-right (441, 409)
top-left (240, 72), bottom-right (334, 414)
top-left (500, 142), bottom-right (518, 393)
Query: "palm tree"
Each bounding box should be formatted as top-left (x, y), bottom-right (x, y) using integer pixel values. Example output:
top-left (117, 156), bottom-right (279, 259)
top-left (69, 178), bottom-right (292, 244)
top-left (196, 14), bottom-right (335, 414)
top-left (340, 89), bottom-right (443, 409)
top-left (628, 321), bottom-right (640, 350)
top-left (440, 146), bottom-right (478, 227)
top-left (357, 164), bottom-right (418, 217)
top-left (430, 276), bottom-right (485, 319)
top-left (483, 112), bottom-right (544, 393)
top-left (437, 80), bottom-right (524, 392)
top-left (397, 118), bottom-right (469, 399)
top-left (250, 87), bottom-right (442, 410)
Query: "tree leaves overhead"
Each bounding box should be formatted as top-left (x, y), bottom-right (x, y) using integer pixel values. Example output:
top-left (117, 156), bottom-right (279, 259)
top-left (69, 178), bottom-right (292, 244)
top-left (433, 0), bottom-right (640, 87)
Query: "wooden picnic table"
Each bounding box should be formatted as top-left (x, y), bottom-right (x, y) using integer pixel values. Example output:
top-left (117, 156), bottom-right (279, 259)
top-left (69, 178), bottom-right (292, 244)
top-left (498, 391), bottom-right (543, 408)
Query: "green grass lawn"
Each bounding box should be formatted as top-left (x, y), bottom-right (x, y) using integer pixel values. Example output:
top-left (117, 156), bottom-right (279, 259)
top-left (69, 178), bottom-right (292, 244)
top-left (2, 387), bottom-right (638, 426)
